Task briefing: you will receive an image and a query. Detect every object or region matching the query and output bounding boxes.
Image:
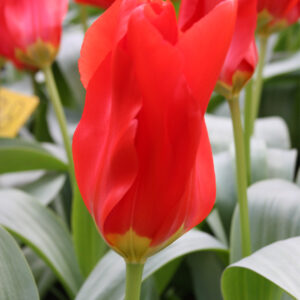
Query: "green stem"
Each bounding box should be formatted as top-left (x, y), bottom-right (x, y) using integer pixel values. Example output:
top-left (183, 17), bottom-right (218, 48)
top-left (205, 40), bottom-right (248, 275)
top-left (43, 66), bottom-right (75, 187)
top-left (79, 5), bottom-right (88, 33)
top-left (125, 263), bottom-right (144, 300)
top-left (244, 80), bottom-right (253, 185)
top-left (228, 95), bottom-right (251, 257)
top-left (250, 35), bottom-right (268, 135)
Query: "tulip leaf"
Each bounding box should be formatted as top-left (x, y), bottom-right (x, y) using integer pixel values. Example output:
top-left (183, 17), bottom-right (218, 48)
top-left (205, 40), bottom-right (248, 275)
top-left (20, 172), bottom-right (66, 205)
top-left (0, 189), bottom-right (82, 297)
top-left (0, 138), bottom-right (67, 174)
top-left (214, 142), bottom-right (297, 236)
top-left (230, 179), bottom-right (300, 263)
top-left (222, 236), bottom-right (300, 300)
top-left (72, 187), bottom-right (108, 278)
top-left (188, 252), bottom-right (227, 300)
top-left (0, 226), bottom-right (39, 300)
top-left (206, 115), bottom-right (290, 154)
top-left (76, 230), bottom-right (227, 300)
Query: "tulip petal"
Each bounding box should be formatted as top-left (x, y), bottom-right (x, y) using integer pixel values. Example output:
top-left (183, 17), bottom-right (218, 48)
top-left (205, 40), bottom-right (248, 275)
top-left (177, 0), bottom-right (237, 112)
top-left (4, 0), bottom-right (68, 49)
top-left (219, 0), bottom-right (257, 86)
top-left (79, 0), bottom-right (145, 88)
top-left (79, 0), bottom-right (122, 88)
top-left (73, 43), bottom-right (142, 233)
top-left (75, 0), bottom-right (114, 9)
top-left (103, 3), bottom-right (204, 247)
top-left (183, 121), bottom-right (216, 231)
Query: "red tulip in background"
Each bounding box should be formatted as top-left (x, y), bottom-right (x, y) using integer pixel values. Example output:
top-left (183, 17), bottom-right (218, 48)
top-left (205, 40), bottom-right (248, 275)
top-left (0, 0), bottom-right (68, 69)
top-left (0, 3), bottom-right (15, 67)
top-left (74, 0), bottom-right (114, 9)
top-left (257, 0), bottom-right (300, 34)
top-left (73, 0), bottom-right (237, 262)
top-left (179, 0), bottom-right (258, 98)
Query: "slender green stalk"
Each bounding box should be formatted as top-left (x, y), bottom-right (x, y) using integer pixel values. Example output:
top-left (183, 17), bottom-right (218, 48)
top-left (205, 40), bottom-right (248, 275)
top-left (79, 5), bottom-right (88, 33)
top-left (43, 66), bottom-right (75, 187)
top-left (250, 35), bottom-right (268, 135)
top-left (125, 263), bottom-right (144, 300)
top-left (228, 95), bottom-right (251, 257)
top-left (244, 80), bottom-right (253, 185)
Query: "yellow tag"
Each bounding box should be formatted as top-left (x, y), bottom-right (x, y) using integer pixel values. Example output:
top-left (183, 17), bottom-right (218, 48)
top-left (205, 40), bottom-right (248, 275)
top-left (0, 88), bottom-right (39, 137)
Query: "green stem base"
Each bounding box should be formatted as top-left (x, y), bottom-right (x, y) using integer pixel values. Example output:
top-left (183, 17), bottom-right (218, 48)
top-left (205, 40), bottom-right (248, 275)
top-left (125, 263), bottom-right (144, 300)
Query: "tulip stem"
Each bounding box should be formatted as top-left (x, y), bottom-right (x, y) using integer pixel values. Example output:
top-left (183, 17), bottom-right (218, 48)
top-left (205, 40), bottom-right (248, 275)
top-left (244, 80), bottom-right (253, 185)
top-left (43, 66), bottom-right (75, 187)
top-left (125, 263), bottom-right (144, 300)
top-left (79, 5), bottom-right (88, 33)
top-left (250, 35), bottom-right (268, 135)
top-left (228, 95), bottom-right (251, 257)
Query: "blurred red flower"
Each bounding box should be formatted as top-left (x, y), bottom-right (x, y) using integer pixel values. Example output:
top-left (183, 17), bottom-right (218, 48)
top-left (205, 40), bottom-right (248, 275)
top-left (257, 0), bottom-right (300, 34)
top-left (0, 0), bottom-right (68, 69)
top-left (73, 0), bottom-right (237, 262)
top-left (74, 0), bottom-right (114, 9)
top-left (179, 0), bottom-right (257, 97)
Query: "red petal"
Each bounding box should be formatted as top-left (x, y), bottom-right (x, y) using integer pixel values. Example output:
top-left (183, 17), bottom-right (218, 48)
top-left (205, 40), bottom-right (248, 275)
top-left (73, 41), bottom-right (141, 233)
top-left (219, 0), bottom-right (258, 86)
top-left (183, 120), bottom-right (216, 231)
top-left (74, 0), bottom-right (115, 9)
top-left (79, 0), bottom-right (146, 88)
top-left (177, 0), bottom-right (237, 112)
top-left (4, 0), bottom-right (67, 50)
top-left (79, 0), bottom-right (122, 88)
top-left (103, 4), bottom-right (203, 245)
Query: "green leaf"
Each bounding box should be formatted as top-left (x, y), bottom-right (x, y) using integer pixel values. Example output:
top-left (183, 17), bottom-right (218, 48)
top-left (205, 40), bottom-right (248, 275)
top-left (0, 189), bottom-right (82, 297)
top-left (72, 186), bottom-right (108, 278)
top-left (153, 258), bottom-right (182, 294)
top-left (0, 139), bottom-right (67, 174)
top-left (222, 236), bottom-right (300, 300)
top-left (230, 179), bottom-right (300, 263)
top-left (24, 247), bottom-right (56, 298)
top-left (188, 252), bottom-right (226, 300)
top-left (0, 226), bottom-right (39, 300)
top-left (20, 172), bottom-right (66, 205)
top-left (206, 115), bottom-right (291, 154)
top-left (264, 52), bottom-right (300, 80)
top-left (214, 142), bottom-right (297, 237)
top-left (76, 230), bottom-right (227, 300)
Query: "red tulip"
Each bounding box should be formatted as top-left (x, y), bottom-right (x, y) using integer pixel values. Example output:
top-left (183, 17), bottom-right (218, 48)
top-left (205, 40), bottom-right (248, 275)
top-left (73, 0), bottom-right (237, 262)
top-left (257, 0), bottom-right (300, 34)
top-left (0, 3), bottom-right (14, 67)
top-left (179, 0), bottom-right (258, 98)
top-left (74, 0), bottom-right (114, 9)
top-left (1, 0), bottom-right (68, 69)
top-left (286, 1), bottom-right (300, 24)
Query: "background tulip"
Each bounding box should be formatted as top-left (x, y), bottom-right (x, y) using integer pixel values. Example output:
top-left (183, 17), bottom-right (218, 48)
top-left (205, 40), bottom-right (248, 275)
top-left (179, 0), bottom-right (258, 98)
top-left (2, 0), bottom-right (68, 69)
top-left (74, 0), bottom-right (114, 9)
top-left (257, 0), bottom-right (300, 34)
top-left (73, 0), bottom-right (237, 263)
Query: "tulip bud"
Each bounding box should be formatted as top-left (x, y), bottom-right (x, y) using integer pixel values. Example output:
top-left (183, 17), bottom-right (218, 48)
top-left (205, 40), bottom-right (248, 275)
top-left (73, 0), bottom-right (237, 263)
top-left (179, 0), bottom-right (257, 99)
top-left (1, 0), bottom-right (68, 69)
top-left (257, 0), bottom-right (300, 35)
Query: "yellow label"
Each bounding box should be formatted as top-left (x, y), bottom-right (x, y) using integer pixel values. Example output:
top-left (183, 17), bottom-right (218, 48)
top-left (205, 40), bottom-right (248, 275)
top-left (0, 88), bottom-right (39, 137)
